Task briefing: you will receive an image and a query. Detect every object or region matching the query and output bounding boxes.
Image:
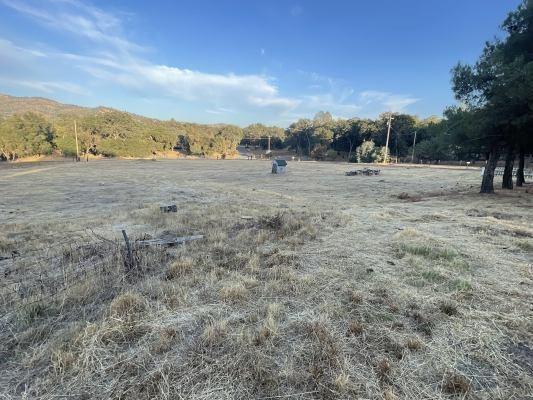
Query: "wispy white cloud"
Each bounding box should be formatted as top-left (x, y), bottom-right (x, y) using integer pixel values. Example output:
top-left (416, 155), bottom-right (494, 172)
top-left (291, 71), bottom-right (420, 120)
top-left (73, 57), bottom-right (300, 110)
top-left (1, 0), bottom-right (143, 52)
top-left (136, 64), bottom-right (294, 108)
top-left (359, 90), bottom-right (420, 112)
top-left (205, 109), bottom-right (224, 115)
top-left (206, 107), bottom-right (236, 115)
top-left (0, 38), bottom-right (87, 95)
top-left (0, 77), bottom-right (88, 95)
top-left (1, 0), bottom-right (299, 115)
top-left (0, 38), bottom-right (47, 60)
top-left (248, 95), bottom-right (300, 109)
top-left (0, 0), bottom-right (421, 125)
top-left (294, 70), bottom-right (361, 118)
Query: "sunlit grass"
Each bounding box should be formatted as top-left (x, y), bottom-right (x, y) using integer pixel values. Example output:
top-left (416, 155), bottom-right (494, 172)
top-left (399, 243), bottom-right (458, 260)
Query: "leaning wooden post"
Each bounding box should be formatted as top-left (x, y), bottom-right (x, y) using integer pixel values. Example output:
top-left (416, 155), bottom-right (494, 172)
top-left (74, 120), bottom-right (80, 162)
top-left (121, 229), bottom-right (133, 273)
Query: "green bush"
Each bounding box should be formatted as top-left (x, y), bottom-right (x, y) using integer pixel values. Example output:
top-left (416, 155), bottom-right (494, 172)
top-left (355, 141), bottom-right (387, 163)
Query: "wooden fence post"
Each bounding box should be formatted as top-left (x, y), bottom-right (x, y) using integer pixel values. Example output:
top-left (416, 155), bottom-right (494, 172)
top-left (121, 229), bottom-right (133, 273)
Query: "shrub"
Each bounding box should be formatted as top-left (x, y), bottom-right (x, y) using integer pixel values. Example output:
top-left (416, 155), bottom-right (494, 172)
top-left (355, 140), bottom-right (388, 163)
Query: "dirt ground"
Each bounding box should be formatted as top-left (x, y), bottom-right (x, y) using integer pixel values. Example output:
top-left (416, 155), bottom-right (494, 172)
top-left (0, 159), bottom-right (532, 399)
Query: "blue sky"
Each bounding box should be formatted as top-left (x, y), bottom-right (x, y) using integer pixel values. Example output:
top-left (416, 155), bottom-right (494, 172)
top-left (0, 0), bottom-right (522, 126)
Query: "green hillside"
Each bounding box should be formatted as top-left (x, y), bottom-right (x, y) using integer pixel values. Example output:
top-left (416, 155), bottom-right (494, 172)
top-left (0, 94), bottom-right (244, 160)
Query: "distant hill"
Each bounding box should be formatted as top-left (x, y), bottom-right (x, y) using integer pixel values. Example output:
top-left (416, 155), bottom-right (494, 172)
top-left (0, 93), bottom-right (160, 124)
top-left (0, 93), bottom-right (89, 118)
top-left (0, 93), bottom-right (245, 161)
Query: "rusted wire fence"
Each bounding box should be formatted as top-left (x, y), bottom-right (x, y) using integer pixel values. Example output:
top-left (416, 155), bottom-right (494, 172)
top-left (0, 231), bottom-right (170, 323)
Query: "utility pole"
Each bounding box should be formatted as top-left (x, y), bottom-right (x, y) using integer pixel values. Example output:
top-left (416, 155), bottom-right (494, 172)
top-left (74, 120), bottom-right (79, 162)
top-left (395, 129), bottom-right (399, 163)
top-left (411, 130), bottom-right (417, 164)
top-left (384, 112), bottom-right (392, 164)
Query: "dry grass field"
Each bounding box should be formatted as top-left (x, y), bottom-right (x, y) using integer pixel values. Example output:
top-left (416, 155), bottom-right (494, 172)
top-left (0, 159), bottom-right (532, 399)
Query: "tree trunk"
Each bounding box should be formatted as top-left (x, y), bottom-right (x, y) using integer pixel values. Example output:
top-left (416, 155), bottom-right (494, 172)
top-left (347, 141), bottom-right (353, 163)
top-left (516, 147), bottom-right (525, 187)
top-left (480, 145), bottom-right (499, 194)
top-left (502, 145), bottom-right (514, 190)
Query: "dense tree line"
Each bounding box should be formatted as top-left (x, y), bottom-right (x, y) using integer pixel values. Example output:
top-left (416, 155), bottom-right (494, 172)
top-left (0, 104), bottom-right (510, 167)
top-left (284, 108), bottom-right (514, 166)
top-left (283, 111), bottom-right (454, 163)
top-left (0, 109), bottom-right (244, 160)
top-left (241, 123), bottom-right (285, 150)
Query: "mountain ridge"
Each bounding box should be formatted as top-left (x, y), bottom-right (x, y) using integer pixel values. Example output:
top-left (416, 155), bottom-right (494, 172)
top-left (0, 93), bottom-right (92, 118)
top-left (0, 93), bottom-right (237, 128)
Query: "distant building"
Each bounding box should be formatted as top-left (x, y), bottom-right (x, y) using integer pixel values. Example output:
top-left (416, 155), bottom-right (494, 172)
top-left (272, 159), bottom-right (287, 174)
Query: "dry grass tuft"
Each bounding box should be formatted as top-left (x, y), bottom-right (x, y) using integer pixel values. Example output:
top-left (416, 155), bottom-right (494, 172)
top-left (406, 337), bottom-right (424, 351)
top-left (254, 303), bottom-right (282, 345)
top-left (109, 291), bottom-right (146, 317)
top-left (166, 257), bottom-right (194, 279)
top-left (397, 192), bottom-right (422, 202)
top-left (515, 238), bottom-right (533, 252)
top-left (348, 290), bottom-right (364, 305)
top-left (219, 282), bottom-right (248, 302)
top-left (333, 372), bottom-right (351, 393)
top-left (443, 371), bottom-right (471, 395)
top-left (306, 320), bottom-right (335, 344)
top-left (258, 212), bottom-right (286, 230)
top-left (302, 320), bottom-right (347, 396)
top-left (375, 358), bottom-right (391, 380)
top-left (257, 211), bottom-right (318, 240)
top-left (382, 387), bottom-right (397, 400)
top-left (201, 319), bottom-right (228, 346)
top-left (151, 327), bottom-right (178, 354)
top-left (51, 349), bottom-right (75, 374)
top-left (347, 320), bottom-right (364, 336)
top-left (0, 231), bottom-right (15, 253)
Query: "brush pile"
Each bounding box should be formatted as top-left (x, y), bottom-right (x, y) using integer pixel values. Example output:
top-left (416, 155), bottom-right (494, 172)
top-left (345, 168), bottom-right (381, 176)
